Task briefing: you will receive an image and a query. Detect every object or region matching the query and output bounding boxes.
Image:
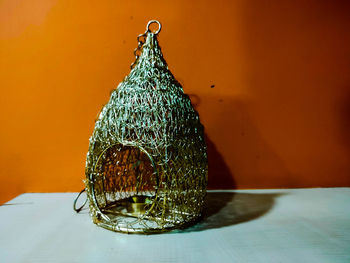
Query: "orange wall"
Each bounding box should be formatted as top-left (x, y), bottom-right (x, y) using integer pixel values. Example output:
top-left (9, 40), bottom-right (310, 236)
top-left (1, 0), bottom-right (350, 203)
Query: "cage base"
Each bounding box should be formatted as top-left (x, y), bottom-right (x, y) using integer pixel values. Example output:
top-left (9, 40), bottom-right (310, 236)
top-left (93, 195), bottom-right (202, 234)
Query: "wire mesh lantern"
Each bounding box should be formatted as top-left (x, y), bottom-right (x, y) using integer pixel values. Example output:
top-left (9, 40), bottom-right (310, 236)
top-left (78, 20), bottom-right (208, 233)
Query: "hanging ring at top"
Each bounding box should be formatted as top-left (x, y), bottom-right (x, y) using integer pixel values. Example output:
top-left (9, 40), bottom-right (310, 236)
top-left (130, 20), bottom-right (162, 69)
top-left (146, 20), bottom-right (161, 35)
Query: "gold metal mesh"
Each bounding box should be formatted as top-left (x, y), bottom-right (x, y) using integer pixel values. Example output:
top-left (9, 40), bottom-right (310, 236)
top-left (85, 21), bottom-right (208, 233)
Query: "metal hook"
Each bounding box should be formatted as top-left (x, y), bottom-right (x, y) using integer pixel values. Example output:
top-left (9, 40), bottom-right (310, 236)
top-left (146, 20), bottom-right (161, 35)
top-left (73, 188), bottom-right (87, 213)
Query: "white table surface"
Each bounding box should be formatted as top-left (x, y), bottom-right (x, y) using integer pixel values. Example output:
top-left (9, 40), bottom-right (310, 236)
top-left (1, 188), bottom-right (350, 263)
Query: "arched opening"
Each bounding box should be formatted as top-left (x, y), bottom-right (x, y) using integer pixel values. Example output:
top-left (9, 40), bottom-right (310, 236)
top-left (91, 143), bottom-right (158, 220)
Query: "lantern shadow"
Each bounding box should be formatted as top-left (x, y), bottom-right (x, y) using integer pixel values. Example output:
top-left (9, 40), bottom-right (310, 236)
top-left (175, 191), bottom-right (283, 233)
top-left (188, 93), bottom-right (236, 189)
top-left (205, 135), bottom-right (236, 189)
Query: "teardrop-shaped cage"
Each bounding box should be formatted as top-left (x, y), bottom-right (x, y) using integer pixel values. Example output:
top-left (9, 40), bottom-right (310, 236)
top-left (82, 21), bottom-right (208, 233)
